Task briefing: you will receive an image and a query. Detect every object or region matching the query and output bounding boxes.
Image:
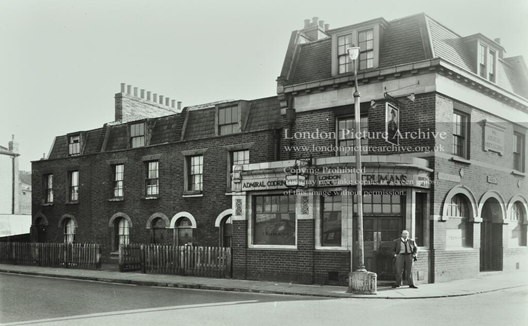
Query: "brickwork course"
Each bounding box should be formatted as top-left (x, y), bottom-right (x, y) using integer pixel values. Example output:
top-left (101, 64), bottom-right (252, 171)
top-left (32, 13), bottom-right (528, 286)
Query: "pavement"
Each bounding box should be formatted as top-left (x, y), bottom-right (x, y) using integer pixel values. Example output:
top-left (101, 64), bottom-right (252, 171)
top-left (0, 263), bottom-right (526, 299)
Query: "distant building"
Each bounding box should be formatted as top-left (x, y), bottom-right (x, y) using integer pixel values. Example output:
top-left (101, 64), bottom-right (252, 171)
top-left (19, 171), bottom-right (32, 215)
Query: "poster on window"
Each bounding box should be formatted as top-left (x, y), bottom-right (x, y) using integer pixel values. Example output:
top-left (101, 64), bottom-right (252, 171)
top-left (385, 103), bottom-right (400, 145)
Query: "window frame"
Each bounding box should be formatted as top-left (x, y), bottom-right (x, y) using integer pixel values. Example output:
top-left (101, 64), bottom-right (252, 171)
top-left (115, 218), bottom-right (130, 251)
top-left (174, 217), bottom-right (193, 246)
top-left (488, 49), bottom-right (496, 83)
top-left (43, 174), bottom-right (53, 204)
top-left (228, 149), bottom-right (249, 190)
top-left (358, 28), bottom-right (374, 71)
top-left (250, 194), bottom-right (297, 248)
top-left (478, 43), bottom-right (487, 79)
top-left (337, 33), bottom-right (354, 74)
top-left (452, 111), bottom-right (469, 159)
top-left (145, 161), bottom-right (159, 197)
top-left (186, 155), bottom-right (203, 193)
top-left (68, 135), bottom-right (81, 156)
top-left (513, 132), bottom-right (525, 172)
top-left (113, 164), bottom-right (125, 198)
top-left (130, 122), bottom-right (146, 148)
top-left (68, 170), bottom-right (79, 202)
top-left (218, 106), bottom-right (239, 135)
top-left (321, 192), bottom-right (343, 247)
top-left (63, 218), bottom-right (75, 244)
top-left (336, 115), bottom-right (368, 156)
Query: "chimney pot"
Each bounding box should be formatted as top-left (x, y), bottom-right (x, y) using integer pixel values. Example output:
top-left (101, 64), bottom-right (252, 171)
top-left (165, 98), bottom-right (170, 106)
top-left (171, 99), bottom-right (176, 108)
top-left (325, 23), bottom-right (329, 31)
top-left (140, 89), bottom-right (145, 98)
top-left (133, 87), bottom-right (138, 97)
top-left (319, 20), bottom-right (324, 28)
top-left (494, 37), bottom-right (501, 45)
top-left (127, 85), bottom-right (131, 94)
top-left (147, 91), bottom-right (151, 101)
top-left (312, 17), bottom-right (319, 25)
top-left (153, 94), bottom-right (158, 102)
top-left (159, 95), bottom-right (164, 104)
top-left (120, 83), bottom-right (126, 93)
top-left (304, 19), bottom-right (310, 28)
top-left (177, 101), bottom-right (182, 111)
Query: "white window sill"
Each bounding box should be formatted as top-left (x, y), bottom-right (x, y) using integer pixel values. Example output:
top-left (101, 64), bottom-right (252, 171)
top-left (315, 246), bottom-right (348, 251)
top-left (41, 203), bottom-right (54, 207)
top-left (248, 245), bottom-right (297, 250)
top-left (182, 194), bottom-right (203, 198)
top-left (444, 247), bottom-right (475, 251)
top-left (143, 196), bottom-right (159, 200)
top-left (449, 156), bottom-right (471, 165)
top-left (65, 201), bottom-right (79, 205)
top-left (511, 170), bottom-right (526, 177)
top-left (108, 198), bottom-right (124, 202)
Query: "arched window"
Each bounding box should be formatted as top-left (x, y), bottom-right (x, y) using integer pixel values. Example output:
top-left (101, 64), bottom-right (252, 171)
top-left (63, 219), bottom-right (75, 244)
top-left (446, 194), bottom-right (472, 248)
top-left (175, 217), bottom-right (193, 246)
top-left (510, 202), bottom-right (527, 247)
top-left (114, 218), bottom-right (130, 250)
top-left (151, 218), bottom-right (166, 244)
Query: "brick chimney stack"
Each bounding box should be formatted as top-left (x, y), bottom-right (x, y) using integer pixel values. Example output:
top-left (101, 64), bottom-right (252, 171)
top-left (8, 134), bottom-right (18, 154)
top-left (300, 16), bottom-right (329, 42)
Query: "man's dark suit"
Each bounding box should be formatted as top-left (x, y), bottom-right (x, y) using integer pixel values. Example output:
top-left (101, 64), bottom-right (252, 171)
top-left (392, 238), bottom-right (418, 286)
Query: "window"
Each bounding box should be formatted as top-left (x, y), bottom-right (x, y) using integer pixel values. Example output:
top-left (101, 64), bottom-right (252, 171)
top-left (415, 193), bottom-right (426, 246)
top-left (446, 194), bottom-right (472, 248)
top-left (221, 216), bottom-right (232, 247)
top-left (145, 161), bottom-right (159, 196)
top-left (113, 164), bottom-right (124, 198)
top-left (479, 44), bottom-right (487, 78)
top-left (69, 171), bottom-right (79, 202)
top-left (228, 150), bottom-right (249, 189)
top-left (488, 50), bottom-right (496, 82)
top-left (358, 29), bottom-right (374, 70)
top-left (63, 219), bottom-right (75, 244)
top-left (175, 217), bottom-right (193, 246)
top-left (337, 33), bottom-right (353, 74)
top-left (130, 123), bottom-right (145, 148)
top-left (513, 132), bottom-right (525, 172)
top-left (253, 195), bottom-right (296, 246)
top-left (68, 135), bottom-right (80, 156)
top-left (452, 112), bottom-right (469, 158)
top-left (151, 218), bottom-right (166, 244)
top-left (337, 116), bottom-right (368, 156)
top-left (115, 218), bottom-right (130, 251)
top-left (44, 174), bottom-right (53, 204)
top-left (510, 202), bottom-right (527, 247)
top-left (322, 193), bottom-right (342, 246)
top-left (354, 192), bottom-right (402, 215)
top-left (187, 155), bottom-right (203, 192)
top-left (218, 106), bottom-right (239, 135)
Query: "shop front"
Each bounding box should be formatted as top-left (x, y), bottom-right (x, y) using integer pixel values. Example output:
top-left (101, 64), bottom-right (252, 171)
top-left (230, 155), bottom-right (432, 285)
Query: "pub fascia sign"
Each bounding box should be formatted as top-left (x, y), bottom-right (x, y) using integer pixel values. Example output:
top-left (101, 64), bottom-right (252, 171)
top-left (483, 120), bottom-right (505, 155)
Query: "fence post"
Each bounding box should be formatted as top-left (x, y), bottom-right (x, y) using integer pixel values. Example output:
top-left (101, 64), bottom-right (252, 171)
top-left (141, 245), bottom-right (146, 274)
top-left (119, 244), bottom-right (124, 272)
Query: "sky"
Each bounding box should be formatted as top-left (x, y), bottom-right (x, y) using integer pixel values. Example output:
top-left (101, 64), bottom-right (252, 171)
top-left (1, 0), bottom-right (527, 171)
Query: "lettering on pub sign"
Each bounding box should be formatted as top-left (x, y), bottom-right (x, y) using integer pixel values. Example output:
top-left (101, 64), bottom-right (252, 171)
top-left (483, 120), bottom-right (505, 155)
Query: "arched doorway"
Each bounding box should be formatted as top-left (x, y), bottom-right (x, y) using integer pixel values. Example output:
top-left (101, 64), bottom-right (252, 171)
top-left (35, 217), bottom-right (47, 242)
top-left (480, 197), bottom-right (503, 271)
top-left (220, 215), bottom-right (232, 247)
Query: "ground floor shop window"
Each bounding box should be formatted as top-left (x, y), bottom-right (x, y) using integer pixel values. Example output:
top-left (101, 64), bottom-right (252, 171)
top-left (322, 193), bottom-right (342, 246)
top-left (510, 202), bottom-right (527, 247)
top-left (446, 194), bottom-right (472, 248)
top-left (253, 194), bottom-right (296, 245)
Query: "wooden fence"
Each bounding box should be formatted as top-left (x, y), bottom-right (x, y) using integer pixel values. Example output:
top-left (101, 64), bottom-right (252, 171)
top-left (0, 242), bottom-right (101, 270)
top-left (119, 244), bottom-right (232, 278)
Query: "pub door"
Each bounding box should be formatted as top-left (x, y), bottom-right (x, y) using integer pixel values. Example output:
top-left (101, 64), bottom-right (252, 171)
top-left (361, 216), bottom-right (402, 280)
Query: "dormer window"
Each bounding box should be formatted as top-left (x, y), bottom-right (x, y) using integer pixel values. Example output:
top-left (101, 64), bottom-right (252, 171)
top-left (218, 106), bottom-right (239, 135)
top-left (130, 122), bottom-right (145, 148)
top-left (477, 43), bottom-right (497, 83)
top-left (68, 135), bottom-right (80, 156)
top-left (338, 34), bottom-right (353, 74)
top-left (358, 29), bottom-right (374, 70)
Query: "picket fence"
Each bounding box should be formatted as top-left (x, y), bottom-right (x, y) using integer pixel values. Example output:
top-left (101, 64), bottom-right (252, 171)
top-left (0, 242), bottom-right (101, 270)
top-left (119, 244), bottom-right (232, 278)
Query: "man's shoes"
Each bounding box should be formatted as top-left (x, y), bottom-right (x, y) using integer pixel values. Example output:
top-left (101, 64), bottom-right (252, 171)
top-left (391, 285), bottom-right (400, 288)
top-left (409, 285), bottom-right (418, 289)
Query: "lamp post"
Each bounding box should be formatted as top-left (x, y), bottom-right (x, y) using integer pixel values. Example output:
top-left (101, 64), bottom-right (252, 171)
top-left (346, 46), bottom-right (376, 294)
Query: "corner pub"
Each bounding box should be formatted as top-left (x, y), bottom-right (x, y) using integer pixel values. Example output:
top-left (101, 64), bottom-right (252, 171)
top-left (33, 14), bottom-right (528, 286)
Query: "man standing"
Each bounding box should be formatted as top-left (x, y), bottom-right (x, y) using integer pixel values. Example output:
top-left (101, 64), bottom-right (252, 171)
top-left (392, 230), bottom-right (418, 288)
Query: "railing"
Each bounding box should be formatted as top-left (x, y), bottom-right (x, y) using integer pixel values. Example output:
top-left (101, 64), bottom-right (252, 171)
top-left (119, 244), bottom-right (232, 278)
top-left (0, 242), bottom-right (101, 270)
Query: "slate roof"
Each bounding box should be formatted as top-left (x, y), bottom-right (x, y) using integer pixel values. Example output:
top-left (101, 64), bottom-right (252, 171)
top-left (281, 13), bottom-right (528, 99)
top-left (46, 96), bottom-right (282, 158)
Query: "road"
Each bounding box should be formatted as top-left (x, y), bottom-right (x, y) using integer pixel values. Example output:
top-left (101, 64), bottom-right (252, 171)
top-left (0, 273), bottom-right (527, 326)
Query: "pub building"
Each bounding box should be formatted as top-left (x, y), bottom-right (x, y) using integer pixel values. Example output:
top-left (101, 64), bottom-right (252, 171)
top-left (32, 13), bottom-right (528, 286)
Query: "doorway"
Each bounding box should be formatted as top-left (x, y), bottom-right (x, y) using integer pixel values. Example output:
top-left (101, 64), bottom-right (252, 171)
top-left (480, 198), bottom-right (503, 271)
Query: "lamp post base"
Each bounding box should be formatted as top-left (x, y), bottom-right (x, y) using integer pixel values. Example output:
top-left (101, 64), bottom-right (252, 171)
top-left (346, 270), bottom-right (377, 294)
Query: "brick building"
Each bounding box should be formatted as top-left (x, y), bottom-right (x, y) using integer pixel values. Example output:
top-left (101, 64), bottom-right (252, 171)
top-left (31, 84), bottom-right (282, 261)
top-left (32, 13), bottom-right (528, 285)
